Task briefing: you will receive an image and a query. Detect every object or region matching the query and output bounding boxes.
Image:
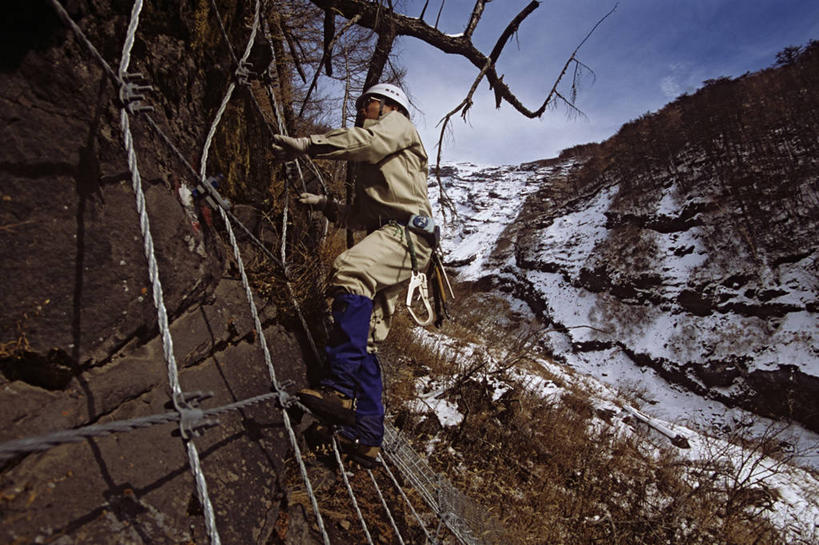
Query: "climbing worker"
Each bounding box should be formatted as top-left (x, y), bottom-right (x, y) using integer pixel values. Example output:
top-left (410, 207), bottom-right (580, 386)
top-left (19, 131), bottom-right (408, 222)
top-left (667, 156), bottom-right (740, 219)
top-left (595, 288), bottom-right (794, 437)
top-left (271, 83), bottom-right (435, 468)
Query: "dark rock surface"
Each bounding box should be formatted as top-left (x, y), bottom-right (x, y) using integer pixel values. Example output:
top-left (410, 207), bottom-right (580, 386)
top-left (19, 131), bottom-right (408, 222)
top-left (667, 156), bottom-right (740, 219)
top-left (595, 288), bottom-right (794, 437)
top-left (0, 287), bottom-right (308, 544)
top-left (0, 1), bottom-right (323, 543)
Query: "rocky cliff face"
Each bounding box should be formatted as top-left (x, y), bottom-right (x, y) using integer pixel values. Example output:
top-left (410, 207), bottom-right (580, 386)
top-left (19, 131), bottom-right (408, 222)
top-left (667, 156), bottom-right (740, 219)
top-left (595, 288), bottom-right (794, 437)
top-left (2, 1), bottom-right (817, 542)
top-left (435, 45), bottom-right (819, 434)
top-left (0, 1), bottom-right (324, 543)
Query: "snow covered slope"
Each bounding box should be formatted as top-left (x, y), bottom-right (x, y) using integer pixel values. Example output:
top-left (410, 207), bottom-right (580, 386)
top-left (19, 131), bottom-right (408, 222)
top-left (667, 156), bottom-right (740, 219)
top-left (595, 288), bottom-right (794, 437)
top-left (420, 50), bottom-right (819, 540)
top-left (425, 53), bottom-right (819, 434)
top-left (428, 158), bottom-right (819, 470)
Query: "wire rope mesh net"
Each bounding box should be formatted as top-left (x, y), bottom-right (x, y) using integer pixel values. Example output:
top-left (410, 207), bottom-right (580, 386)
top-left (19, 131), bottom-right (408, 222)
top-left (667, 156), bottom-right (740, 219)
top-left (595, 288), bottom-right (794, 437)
top-left (382, 423), bottom-right (496, 545)
top-left (8, 1), bottom-right (507, 544)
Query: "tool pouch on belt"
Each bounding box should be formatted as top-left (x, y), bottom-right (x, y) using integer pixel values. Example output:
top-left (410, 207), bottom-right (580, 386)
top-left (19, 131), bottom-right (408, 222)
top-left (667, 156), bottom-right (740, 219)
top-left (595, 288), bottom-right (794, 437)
top-left (407, 214), bottom-right (439, 249)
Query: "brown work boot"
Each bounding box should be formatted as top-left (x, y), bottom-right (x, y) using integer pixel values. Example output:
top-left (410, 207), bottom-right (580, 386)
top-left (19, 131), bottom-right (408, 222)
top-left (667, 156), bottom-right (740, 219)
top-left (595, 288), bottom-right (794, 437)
top-left (337, 435), bottom-right (380, 469)
top-left (297, 386), bottom-right (356, 426)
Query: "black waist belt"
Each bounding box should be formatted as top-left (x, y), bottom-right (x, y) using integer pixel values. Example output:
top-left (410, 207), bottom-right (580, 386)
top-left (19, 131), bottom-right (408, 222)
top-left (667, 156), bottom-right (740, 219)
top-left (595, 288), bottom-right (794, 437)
top-left (377, 214), bottom-right (438, 248)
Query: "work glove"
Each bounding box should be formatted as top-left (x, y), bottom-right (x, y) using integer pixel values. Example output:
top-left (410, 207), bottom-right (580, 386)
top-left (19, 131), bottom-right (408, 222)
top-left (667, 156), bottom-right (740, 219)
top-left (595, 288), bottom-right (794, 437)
top-left (272, 135), bottom-right (311, 161)
top-left (298, 192), bottom-right (327, 209)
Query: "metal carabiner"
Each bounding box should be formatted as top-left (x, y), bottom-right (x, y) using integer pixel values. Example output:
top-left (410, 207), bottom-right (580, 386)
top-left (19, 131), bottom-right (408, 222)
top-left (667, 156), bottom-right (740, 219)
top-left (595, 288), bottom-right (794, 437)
top-left (406, 271), bottom-right (434, 326)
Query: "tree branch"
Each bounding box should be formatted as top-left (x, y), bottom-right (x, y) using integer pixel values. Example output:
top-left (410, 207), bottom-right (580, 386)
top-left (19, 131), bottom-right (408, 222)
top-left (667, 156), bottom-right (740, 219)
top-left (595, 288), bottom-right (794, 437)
top-left (297, 14), bottom-right (362, 119)
top-left (310, 0), bottom-right (545, 116)
top-left (323, 9), bottom-right (335, 76)
top-left (279, 17), bottom-right (307, 83)
top-left (434, 0), bottom-right (445, 29)
top-left (305, 0), bottom-right (616, 223)
top-left (418, 0), bottom-right (429, 21)
top-left (538, 3), bottom-right (616, 116)
top-left (464, 0), bottom-right (487, 39)
top-left (433, 54), bottom-right (496, 220)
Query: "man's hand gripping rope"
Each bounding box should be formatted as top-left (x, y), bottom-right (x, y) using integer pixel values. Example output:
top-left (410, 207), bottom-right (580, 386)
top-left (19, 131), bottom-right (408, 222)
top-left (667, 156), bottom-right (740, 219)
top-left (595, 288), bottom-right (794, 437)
top-left (271, 134), bottom-right (310, 161)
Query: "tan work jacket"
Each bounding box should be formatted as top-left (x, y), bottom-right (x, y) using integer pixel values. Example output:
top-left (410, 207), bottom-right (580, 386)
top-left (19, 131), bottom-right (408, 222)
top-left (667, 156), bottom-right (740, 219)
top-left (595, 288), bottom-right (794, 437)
top-left (309, 111), bottom-right (433, 230)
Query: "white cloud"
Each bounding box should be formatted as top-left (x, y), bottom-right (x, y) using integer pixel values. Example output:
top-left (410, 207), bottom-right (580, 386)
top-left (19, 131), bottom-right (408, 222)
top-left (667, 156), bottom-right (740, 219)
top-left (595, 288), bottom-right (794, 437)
top-left (394, 0), bottom-right (819, 166)
top-left (660, 75), bottom-right (682, 99)
top-left (659, 61), bottom-right (704, 100)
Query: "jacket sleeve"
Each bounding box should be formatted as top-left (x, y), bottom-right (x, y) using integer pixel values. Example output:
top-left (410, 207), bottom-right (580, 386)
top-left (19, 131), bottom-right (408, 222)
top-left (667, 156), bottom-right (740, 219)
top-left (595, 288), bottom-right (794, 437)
top-left (308, 112), bottom-right (416, 164)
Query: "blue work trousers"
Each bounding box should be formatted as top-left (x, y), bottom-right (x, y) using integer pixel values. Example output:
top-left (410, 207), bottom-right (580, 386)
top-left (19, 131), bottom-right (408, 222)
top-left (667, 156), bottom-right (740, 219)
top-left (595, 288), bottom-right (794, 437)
top-left (321, 294), bottom-right (384, 446)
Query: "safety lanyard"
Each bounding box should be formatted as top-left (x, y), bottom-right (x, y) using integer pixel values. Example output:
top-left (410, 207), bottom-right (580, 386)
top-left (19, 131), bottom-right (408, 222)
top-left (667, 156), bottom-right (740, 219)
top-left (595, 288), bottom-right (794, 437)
top-left (403, 226), bottom-right (434, 326)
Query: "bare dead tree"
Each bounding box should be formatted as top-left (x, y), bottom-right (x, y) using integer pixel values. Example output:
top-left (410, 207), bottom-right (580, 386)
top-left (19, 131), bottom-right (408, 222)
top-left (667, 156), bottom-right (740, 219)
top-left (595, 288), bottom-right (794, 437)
top-left (304, 0), bottom-right (616, 220)
top-left (311, 1), bottom-right (614, 116)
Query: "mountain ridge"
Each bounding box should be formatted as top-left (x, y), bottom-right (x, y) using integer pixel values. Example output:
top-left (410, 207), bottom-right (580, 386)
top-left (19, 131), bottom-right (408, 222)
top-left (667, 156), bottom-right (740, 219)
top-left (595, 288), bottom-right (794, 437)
top-left (433, 42), bottom-right (818, 436)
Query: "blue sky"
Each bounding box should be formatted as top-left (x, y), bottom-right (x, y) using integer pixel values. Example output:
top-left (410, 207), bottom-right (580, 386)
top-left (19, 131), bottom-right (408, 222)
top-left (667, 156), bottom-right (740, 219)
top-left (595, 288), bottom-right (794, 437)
top-left (395, 0), bottom-right (819, 165)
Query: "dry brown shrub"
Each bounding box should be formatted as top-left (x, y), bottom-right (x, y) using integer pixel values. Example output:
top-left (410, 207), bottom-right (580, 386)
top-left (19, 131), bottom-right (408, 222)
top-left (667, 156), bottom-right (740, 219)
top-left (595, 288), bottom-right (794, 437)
top-left (380, 283), bottom-right (795, 544)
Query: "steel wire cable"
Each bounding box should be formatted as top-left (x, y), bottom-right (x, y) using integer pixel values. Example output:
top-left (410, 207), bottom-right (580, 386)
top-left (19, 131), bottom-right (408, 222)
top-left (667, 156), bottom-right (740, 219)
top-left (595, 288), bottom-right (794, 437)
top-left (209, 6), bottom-right (333, 338)
top-left (45, 0), bottom-right (317, 365)
top-left (0, 390), bottom-right (280, 463)
top-left (209, 0), bottom-right (240, 66)
top-left (280, 194), bottom-right (289, 265)
top-left (249, 14), bottom-right (428, 544)
top-left (47, 0), bottom-right (120, 82)
top-left (45, 0), bottom-right (282, 275)
top-left (198, 4), bottom-right (323, 370)
top-left (42, 2), bottom-right (295, 544)
top-left (210, 0), bottom-right (310, 196)
top-left (196, 2), bottom-right (329, 542)
top-left (138, 113), bottom-right (289, 272)
top-left (0, 412), bottom-right (177, 462)
top-left (140, 114), bottom-right (288, 271)
top-left (119, 0), bottom-right (179, 415)
top-left (383, 424), bottom-right (485, 545)
top-left (368, 469), bottom-right (406, 545)
top-left (47, 0), bottom-right (314, 376)
top-left (383, 426), bottom-right (438, 509)
top-left (331, 437), bottom-right (375, 545)
top-left (210, 129), bottom-right (332, 545)
top-left (379, 454), bottom-right (435, 544)
top-left (118, 1), bottom-right (222, 543)
top-left (434, 516), bottom-right (445, 545)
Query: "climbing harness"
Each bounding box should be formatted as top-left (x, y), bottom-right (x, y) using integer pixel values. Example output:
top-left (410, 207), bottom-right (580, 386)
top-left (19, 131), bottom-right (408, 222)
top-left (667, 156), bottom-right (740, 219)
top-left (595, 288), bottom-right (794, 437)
top-left (406, 268), bottom-right (434, 326)
top-left (404, 214), bottom-right (454, 327)
top-left (404, 215), bottom-right (436, 326)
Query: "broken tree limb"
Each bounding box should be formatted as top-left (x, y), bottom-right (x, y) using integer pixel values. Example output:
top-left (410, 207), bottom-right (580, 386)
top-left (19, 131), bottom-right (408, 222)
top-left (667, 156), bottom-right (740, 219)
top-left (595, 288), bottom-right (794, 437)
top-left (298, 13), bottom-right (362, 119)
top-left (464, 0), bottom-right (488, 39)
top-left (309, 0), bottom-right (548, 118)
top-left (323, 9), bottom-right (335, 76)
top-left (302, 0), bottom-right (616, 225)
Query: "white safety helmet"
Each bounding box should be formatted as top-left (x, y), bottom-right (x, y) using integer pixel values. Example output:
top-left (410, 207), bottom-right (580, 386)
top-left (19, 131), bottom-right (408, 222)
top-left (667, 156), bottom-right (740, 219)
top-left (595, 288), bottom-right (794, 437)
top-left (356, 83), bottom-right (410, 115)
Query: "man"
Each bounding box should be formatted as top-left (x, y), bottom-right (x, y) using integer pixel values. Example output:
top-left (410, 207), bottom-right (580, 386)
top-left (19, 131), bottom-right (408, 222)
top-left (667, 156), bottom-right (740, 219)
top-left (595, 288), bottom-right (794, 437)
top-left (271, 83), bottom-right (434, 467)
